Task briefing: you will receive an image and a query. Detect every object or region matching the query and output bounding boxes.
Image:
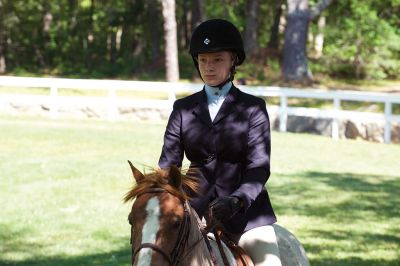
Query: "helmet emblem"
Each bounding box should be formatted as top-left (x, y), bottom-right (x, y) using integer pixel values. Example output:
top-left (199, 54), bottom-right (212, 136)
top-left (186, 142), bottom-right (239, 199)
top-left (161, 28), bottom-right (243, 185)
top-left (203, 38), bottom-right (210, 45)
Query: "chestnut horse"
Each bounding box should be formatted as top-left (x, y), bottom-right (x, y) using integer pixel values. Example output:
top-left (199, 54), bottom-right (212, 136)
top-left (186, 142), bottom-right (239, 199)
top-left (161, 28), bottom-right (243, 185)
top-left (124, 161), bottom-right (310, 266)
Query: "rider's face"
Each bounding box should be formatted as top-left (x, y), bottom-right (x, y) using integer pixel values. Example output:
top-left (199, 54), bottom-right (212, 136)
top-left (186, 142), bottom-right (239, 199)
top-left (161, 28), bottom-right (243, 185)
top-left (197, 51), bottom-right (234, 86)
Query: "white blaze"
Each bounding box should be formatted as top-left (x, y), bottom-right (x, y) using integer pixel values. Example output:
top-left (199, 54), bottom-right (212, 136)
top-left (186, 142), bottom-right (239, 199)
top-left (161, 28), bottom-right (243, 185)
top-left (137, 197), bottom-right (161, 266)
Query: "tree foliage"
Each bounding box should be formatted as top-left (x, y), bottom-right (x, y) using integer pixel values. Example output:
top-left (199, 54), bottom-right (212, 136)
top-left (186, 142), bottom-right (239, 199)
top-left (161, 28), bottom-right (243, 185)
top-left (322, 0), bottom-right (400, 79)
top-left (0, 0), bottom-right (399, 81)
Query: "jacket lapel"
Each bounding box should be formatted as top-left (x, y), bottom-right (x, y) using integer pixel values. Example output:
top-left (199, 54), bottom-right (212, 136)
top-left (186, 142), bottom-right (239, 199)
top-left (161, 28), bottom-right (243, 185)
top-left (213, 86), bottom-right (239, 125)
top-left (192, 88), bottom-right (213, 127)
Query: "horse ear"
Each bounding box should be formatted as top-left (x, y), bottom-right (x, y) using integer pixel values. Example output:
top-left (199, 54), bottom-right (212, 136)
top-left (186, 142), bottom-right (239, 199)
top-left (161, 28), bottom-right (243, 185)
top-left (127, 160), bottom-right (145, 182)
top-left (168, 165), bottom-right (182, 189)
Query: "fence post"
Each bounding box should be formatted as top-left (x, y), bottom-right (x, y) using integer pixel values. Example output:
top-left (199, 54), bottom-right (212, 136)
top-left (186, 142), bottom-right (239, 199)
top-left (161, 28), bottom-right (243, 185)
top-left (50, 86), bottom-right (58, 118)
top-left (107, 88), bottom-right (117, 121)
top-left (168, 86), bottom-right (176, 113)
top-left (168, 87), bottom-right (176, 103)
top-left (332, 97), bottom-right (341, 140)
top-left (384, 101), bottom-right (392, 144)
top-left (280, 94), bottom-right (288, 132)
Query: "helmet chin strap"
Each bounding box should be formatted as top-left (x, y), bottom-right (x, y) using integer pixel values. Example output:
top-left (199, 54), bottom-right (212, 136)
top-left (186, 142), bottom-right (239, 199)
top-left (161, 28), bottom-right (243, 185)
top-left (208, 65), bottom-right (236, 90)
top-left (209, 77), bottom-right (231, 90)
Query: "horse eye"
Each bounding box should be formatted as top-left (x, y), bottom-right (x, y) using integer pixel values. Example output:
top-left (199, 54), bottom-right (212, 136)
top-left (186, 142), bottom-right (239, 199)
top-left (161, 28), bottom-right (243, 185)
top-left (172, 217), bottom-right (182, 229)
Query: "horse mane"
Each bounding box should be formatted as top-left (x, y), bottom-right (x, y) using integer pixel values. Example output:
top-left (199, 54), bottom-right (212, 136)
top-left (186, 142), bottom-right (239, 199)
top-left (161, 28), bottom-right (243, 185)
top-left (123, 167), bottom-right (199, 203)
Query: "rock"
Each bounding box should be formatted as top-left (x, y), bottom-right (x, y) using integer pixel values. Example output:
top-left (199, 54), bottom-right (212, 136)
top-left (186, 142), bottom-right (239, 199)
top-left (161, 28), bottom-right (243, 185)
top-left (287, 116), bottom-right (332, 136)
top-left (392, 124), bottom-right (400, 143)
top-left (365, 122), bottom-right (384, 142)
top-left (344, 120), bottom-right (360, 139)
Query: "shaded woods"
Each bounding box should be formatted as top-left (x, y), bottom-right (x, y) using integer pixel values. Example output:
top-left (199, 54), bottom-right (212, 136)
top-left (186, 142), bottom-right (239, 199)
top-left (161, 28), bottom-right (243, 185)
top-left (0, 0), bottom-right (399, 83)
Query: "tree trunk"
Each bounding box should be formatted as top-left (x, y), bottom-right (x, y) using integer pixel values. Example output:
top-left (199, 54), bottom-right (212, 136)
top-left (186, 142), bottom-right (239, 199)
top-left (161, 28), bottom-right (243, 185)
top-left (244, 0), bottom-right (259, 56)
top-left (192, 0), bottom-right (205, 29)
top-left (268, 0), bottom-right (283, 50)
top-left (0, 36), bottom-right (5, 73)
top-left (149, 0), bottom-right (161, 60)
top-left (88, 0), bottom-right (94, 43)
top-left (161, 0), bottom-right (179, 82)
top-left (282, 0), bottom-right (312, 82)
top-left (30, 3), bottom-right (51, 69)
top-left (0, 0), bottom-right (6, 73)
top-left (109, 29), bottom-right (117, 65)
top-left (309, 0), bottom-right (335, 20)
top-left (0, 49), bottom-right (5, 73)
top-left (84, 0), bottom-right (95, 70)
top-left (179, 1), bottom-right (189, 49)
top-left (68, 0), bottom-right (78, 33)
top-left (354, 37), bottom-right (364, 79)
top-left (282, 0), bottom-right (334, 83)
top-left (119, 17), bottom-right (130, 56)
top-left (314, 15), bottom-right (325, 58)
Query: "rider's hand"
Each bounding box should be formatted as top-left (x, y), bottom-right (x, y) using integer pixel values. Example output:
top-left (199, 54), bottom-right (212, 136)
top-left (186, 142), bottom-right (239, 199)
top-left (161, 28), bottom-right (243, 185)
top-left (208, 196), bottom-right (243, 224)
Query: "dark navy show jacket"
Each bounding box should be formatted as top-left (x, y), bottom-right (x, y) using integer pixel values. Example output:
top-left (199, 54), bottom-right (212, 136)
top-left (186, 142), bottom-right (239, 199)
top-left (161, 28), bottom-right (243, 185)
top-left (159, 85), bottom-right (276, 234)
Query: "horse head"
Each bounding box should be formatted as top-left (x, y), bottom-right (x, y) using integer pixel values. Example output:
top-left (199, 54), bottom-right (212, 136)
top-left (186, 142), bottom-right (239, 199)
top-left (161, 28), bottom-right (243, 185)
top-left (124, 161), bottom-right (198, 266)
top-left (124, 162), bottom-right (311, 266)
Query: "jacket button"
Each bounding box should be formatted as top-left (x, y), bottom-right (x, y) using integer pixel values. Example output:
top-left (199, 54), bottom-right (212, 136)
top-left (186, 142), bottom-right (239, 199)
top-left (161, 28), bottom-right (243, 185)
top-left (206, 154), bottom-right (215, 163)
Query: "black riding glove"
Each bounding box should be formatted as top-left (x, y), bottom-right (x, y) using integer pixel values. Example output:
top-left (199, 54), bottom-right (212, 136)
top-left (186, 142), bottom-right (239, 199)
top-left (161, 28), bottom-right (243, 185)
top-left (208, 196), bottom-right (243, 224)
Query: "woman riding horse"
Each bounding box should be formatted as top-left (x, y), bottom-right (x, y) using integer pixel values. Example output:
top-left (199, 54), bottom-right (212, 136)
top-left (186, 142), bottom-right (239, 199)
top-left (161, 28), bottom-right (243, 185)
top-left (158, 19), bottom-right (282, 266)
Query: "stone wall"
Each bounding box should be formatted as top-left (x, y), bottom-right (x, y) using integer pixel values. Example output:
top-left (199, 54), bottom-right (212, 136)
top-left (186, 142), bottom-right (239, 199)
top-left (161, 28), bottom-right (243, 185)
top-left (2, 100), bottom-right (399, 143)
top-left (0, 100), bottom-right (171, 121)
top-left (265, 113), bottom-right (399, 143)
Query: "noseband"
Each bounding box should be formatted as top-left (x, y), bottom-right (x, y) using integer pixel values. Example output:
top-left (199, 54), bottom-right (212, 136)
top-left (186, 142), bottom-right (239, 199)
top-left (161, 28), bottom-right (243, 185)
top-left (131, 188), bottom-right (191, 266)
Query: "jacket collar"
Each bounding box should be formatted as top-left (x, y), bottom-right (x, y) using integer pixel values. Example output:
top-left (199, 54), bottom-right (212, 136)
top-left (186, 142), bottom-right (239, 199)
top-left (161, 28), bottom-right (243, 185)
top-left (193, 85), bottom-right (239, 127)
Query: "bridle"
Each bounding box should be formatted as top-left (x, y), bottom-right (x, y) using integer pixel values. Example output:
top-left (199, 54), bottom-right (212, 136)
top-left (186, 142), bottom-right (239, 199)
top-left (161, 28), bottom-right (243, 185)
top-left (131, 188), bottom-right (192, 266)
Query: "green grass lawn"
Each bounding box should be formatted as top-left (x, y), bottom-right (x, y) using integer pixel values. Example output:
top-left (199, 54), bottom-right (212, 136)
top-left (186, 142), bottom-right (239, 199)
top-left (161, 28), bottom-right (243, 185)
top-left (0, 115), bottom-right (399, 266)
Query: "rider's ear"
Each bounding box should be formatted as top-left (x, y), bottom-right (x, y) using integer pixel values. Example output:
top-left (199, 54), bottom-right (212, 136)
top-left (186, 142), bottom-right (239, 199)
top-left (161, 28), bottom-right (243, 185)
top-left (127, 160), bottom-right (145, 183)
top-left (168, 165), bottom-right (182, 189)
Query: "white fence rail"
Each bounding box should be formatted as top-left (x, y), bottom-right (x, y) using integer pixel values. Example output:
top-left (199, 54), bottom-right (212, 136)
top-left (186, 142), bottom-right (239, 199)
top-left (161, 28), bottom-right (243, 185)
top-left (1, 76), bottom-right (400, 143)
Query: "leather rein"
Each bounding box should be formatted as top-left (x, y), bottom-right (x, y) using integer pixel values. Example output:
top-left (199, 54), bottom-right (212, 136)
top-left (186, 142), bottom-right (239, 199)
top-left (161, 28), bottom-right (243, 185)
top-left (131, 188), bottom-right (193, 266)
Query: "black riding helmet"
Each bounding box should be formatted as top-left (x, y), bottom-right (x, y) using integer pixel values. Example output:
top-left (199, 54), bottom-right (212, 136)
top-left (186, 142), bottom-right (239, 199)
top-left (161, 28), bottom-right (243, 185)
top-left (189, 19), bottom-right (246, 84)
